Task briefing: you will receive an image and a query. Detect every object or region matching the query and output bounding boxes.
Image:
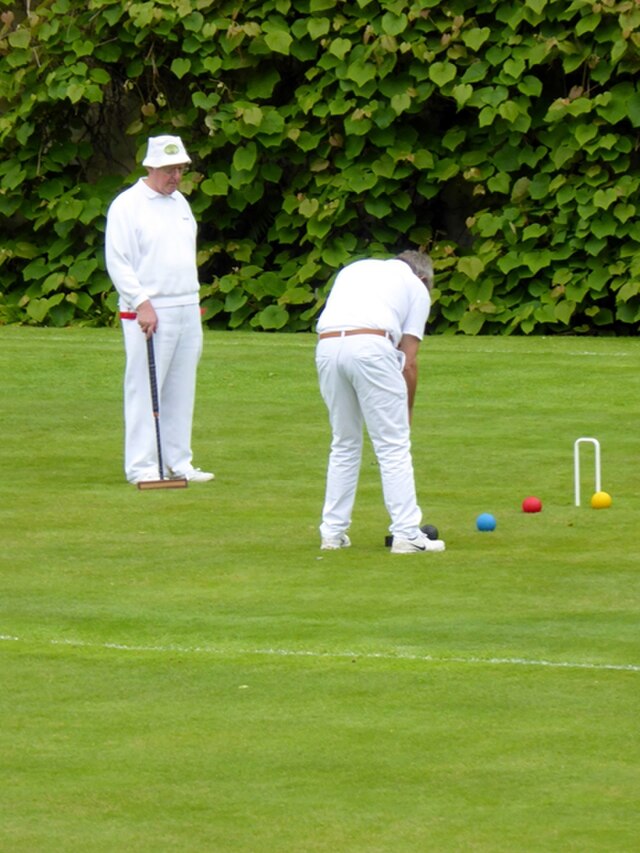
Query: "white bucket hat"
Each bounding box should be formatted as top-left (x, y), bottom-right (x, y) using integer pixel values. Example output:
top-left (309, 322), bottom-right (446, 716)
top-left (142, 135), bottom-right (191, 168)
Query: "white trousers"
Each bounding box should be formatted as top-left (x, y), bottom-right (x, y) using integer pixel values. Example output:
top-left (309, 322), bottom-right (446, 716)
top-left (316, 335), bottom-right (422, 539)
top-left (121, 304), bottom-right (203, 483)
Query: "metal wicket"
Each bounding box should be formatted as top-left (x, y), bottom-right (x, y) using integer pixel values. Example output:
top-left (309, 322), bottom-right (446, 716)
top-left (573, 437), bottom-right (601, 507)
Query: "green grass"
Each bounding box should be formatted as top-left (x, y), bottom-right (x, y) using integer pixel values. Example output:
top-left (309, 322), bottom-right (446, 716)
top-left (1, 327), bottom-right (639, 852)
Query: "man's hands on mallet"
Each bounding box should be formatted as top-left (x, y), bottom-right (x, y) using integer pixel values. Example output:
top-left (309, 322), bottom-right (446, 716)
top-left (137, 300), bottom-right (158, 338)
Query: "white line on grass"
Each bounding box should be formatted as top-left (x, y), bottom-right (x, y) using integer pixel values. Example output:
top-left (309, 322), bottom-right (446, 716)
top-left (1, 634), bottom-right (639, 673)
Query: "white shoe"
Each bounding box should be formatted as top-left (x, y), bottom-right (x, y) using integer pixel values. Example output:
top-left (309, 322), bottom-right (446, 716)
top-left (321, 533), bottom-right (351, 550)
top-left (391, 531), bottom-right (445, 554)
top-left (171, 468), bottom-right (214, 483)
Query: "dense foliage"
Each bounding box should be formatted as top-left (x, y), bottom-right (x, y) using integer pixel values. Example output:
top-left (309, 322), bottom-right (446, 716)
top-left (2, 0), bottom-right (640, 333)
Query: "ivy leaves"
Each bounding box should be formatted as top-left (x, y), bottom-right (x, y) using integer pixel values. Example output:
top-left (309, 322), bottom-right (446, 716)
top-left (2, 0), bottom-right (640, 332)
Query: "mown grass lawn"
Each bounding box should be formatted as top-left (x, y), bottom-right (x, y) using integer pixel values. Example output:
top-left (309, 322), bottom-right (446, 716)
top-left (1, 327), bottom-right (639, 852)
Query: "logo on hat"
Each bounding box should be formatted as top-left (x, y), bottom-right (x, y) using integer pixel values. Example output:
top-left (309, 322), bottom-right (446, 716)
top-left (164, 143), bottom-right (180, 155)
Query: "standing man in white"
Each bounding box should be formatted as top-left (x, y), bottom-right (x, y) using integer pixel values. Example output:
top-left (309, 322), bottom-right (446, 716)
top-left (105, 135), bottom-right (214, 485)
top-left (315, 251), bottom-right (445, 554)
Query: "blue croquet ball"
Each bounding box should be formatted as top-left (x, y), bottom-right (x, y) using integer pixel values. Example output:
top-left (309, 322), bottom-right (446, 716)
top-left (476, 512), bottom-right (497, 532)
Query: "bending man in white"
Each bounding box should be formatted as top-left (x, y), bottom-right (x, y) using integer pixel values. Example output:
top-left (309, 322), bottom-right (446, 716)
top-left (315, 251), bottom-right (444, 554)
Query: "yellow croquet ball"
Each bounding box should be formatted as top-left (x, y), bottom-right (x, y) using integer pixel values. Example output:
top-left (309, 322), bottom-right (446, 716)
top-left (591, 491), bottom-right (612, 509)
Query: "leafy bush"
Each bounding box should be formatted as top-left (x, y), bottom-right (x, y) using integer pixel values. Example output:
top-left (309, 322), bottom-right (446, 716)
top-left (1, 0), bottom-right (640, 333)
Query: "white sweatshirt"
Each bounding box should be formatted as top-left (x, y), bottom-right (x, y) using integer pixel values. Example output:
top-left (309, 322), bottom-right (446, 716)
top-left (105, 178), bottom-right (199, 310)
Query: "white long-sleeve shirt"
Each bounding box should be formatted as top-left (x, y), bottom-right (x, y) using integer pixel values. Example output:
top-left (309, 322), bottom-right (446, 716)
top-left (105, 178), bottom-right (199, 310)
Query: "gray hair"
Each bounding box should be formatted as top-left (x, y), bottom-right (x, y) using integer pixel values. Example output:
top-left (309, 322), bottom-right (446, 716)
top-left (396, 250), bottom-right (434, 291)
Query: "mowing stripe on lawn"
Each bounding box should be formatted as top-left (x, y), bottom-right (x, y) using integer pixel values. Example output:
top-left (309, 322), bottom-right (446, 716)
top-left (2, 634), bottom-right (639, 673)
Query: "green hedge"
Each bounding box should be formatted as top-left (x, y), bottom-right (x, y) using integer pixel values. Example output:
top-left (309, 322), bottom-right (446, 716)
top-left (1, 0), bottom-right (640, 333)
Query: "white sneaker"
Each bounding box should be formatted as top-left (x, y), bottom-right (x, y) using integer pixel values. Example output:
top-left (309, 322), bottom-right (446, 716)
top-left (171, 468), bottom-right (214, 483)
top-left (391, 531), bottom-right (445, 554)
top-left (321, 533), bottom-right (351, 550)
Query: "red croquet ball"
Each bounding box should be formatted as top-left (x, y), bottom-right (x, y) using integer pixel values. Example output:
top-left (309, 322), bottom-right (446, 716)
top-left (522, 496), bottom-right (542, 513)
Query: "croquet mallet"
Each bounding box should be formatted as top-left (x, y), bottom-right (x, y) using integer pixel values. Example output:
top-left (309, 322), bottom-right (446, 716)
top-left (137, 335), bottom-right (188, 491)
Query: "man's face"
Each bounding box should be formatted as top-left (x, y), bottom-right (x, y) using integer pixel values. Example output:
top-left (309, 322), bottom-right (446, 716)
top-left (145, 163), bottom-right (188, 195)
